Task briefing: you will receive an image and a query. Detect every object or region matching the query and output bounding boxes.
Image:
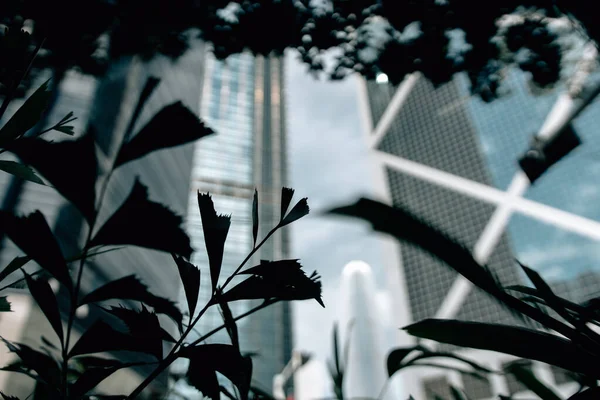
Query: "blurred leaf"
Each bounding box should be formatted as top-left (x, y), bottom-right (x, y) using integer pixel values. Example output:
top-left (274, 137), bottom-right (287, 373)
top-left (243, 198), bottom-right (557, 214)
top-left (0, 297), bottom-right (10, 312)
top-left (504, 361), bottom-right (561, 400)
top-left (222, 260), bottom-right (323, 307)
top-left (450, 386), bottom-right (467, 400)
top-left (0, 80), bottom-right (51, 146)
top-left (0, 256), bottom-right (30, 283)
top-left (5, 132), bottom-right (97, 222)
top-left (387, 347), bottom-right (421, 377)
top-left (405, 319), bottom-right (600, 377)
top-left (173, 255), bottom-right (200, 317)
top-left (280, 197), bottom-right (309, 227)
top-left (80, 275), bottom-right (183, 333)
top-left (568, 388), bottom-right (600, 399)
top-left (0, 161), bottom-right (44, 185)
top-left (407, 361), bottom-right (487, 380)
top-left (40, 336), bottom-right (57, 350)
top-left (0, 337), bottom-right (61, 387)
top-left (250, 386), bottom-right (276, 400)
top-left (252, 189), bottom-right (259, 247)
top-left (197, 193), bottom-right (231, 292)
top-left (280, 187), bottom-right (294, 221)
top-left (90, 179), bottom-right (192, 259)
top-left (332, 323), bottom-right (341, 376)
top-left (115, 102), bottom-right (213, 167)
top-left (69, 320), bottom-right (159, 358)
top-left (24, 272), bottom-right (63, 346)
top-left (0, 211), bottom-right (72, 289)
top-left (219, 300), bottom-right (239, 350)
top-left (102, 305), bottom-right (164, 360)
top-left (405, 350), bottom-right (493, 374)
top-left (181, 344), bottom-right (252, 400)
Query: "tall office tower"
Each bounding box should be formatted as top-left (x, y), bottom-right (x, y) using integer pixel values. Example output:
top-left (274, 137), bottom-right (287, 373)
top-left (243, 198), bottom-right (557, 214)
top-left (359, 69), bottom-right (600, 400)
top-left (180, 50), bottom-right (291, 397)
top-left (0, 41), bottom-right (207, 396)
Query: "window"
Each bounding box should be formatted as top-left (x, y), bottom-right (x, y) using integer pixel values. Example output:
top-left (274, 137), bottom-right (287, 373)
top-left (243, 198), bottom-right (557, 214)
top-left (423, 376), bottom-right (452, 400)
top-left (462, 373), bottom-right (493, 399)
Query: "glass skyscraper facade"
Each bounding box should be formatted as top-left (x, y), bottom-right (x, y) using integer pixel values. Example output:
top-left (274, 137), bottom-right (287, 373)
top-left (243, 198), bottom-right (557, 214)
top-left (362, 68), bottom-right (600, 399)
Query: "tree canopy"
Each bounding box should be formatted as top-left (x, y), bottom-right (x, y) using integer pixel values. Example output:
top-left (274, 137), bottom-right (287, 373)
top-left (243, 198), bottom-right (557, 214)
top-left (1, 0), bottom-right (598, 101)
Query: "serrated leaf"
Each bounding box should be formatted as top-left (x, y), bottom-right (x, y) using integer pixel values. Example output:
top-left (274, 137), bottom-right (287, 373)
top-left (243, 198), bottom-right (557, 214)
top-left (122, 77), bottom-right (161, 142)
top-left (504, 361), bottom-right (561, 400)
top-left (0, 161), bottom-right (44, 185)
top-left (90, 179), bottom-right (192, 259)
top-left (0, 392), bottom-right (19, 400)
top-left (0, 80), bottom-right (52, 146)
top-left (0, 211), bottom-right (72, 289)
top-left (404, 319), bottom-right (600, 377)
top-left (219, 300), bottom-right (239, 350)
top-left (0, 337), bottom-right (61, 387)
top-left (252, 189), bottom-right (259, 247)
top-left (173, 255), bottom-right (200, 317)
top-left (280, 197), bottom-right (309, 227)
top-left (68, 320), bottom-right (158, 358)
top-left (102, 305), bottom-right (164, 360)
top-left (115, 102), bottom-right (213, 167)
top-left (280, 187), bottom-right (294, 221)
top-left (23, 272), bottom-right (63, 346)
top-left (181, 344), bottom-right (252, 400)
top-left (5, 132), bottom-right (97, 221)
top-left (197, 193), bottom-right (231, 292)
top-left (0, 256), bottom-right (29, 283)
top-left (0, 297), bottom-right (10, 312)
top-left (80, 275), bottom-right (183, 333)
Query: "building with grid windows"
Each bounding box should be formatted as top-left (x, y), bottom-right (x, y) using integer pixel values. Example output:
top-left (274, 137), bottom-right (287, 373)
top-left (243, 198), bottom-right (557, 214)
top-left (359, 69), bottom-right (600, 400)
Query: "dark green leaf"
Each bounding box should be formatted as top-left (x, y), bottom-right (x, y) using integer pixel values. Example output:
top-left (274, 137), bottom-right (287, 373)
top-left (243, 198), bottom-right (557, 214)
top-left (568, 388), bottom-right (600, 399)
top-left (252, 189), bottom-right (259, 247)
top-left (70, 359), bottom-right (146, 397)
top-left (69, 320), bottom-right (159, 358)
top-left (115, 102), bottom-right (213, 167)
top-left (5, 132), bottom-right (97, 221)
top-left (0, 256), bottom-right (30, 283)
top-left (504, 361), bottom-right (561, 400)
top-left (181, 344), bottom-right (253, 400)
top-left (122, 77), bottom-right (161, 142)
top-left (0, 161), bottom-right (44, 184)
top-left (0, 80), bottom-right (52, 146)
top-left (0, 337), bottom-right (61, 387)
top-left (173, 255), bottom-right (200, 317)
top-left (0, 211), bottom-right (72, 289)
top-left (387, 347), bottom-right (421, 377)
top-left (0, 297), bottom-right (10, 312)
top-left (0, 392), bottom-right (19, 400)
top-left (197, 192), bottom-right (231, 292)
top-left (102, 305), bottom-right (164, 360)
top-left (90, 179), bottom-right (192, 259)
top-left (280, 187), bottom-right (295, 221)
top-left (80, 275), bottom-right (183, 333)
top-left (23, 272), bottom-right (63, 346)
top-left (219, 300), bottom-right (239, 350)
top-left (405, 319), bottom-right (600, 377)
top-left (280, 197), bottom-right (309, 227)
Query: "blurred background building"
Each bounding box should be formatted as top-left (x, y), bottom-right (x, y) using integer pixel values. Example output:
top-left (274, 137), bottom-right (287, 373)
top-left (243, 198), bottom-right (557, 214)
top-left (359, 69), bottom-right (600, 399)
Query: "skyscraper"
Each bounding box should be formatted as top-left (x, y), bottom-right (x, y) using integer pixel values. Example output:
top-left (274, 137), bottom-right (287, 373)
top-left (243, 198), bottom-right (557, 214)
top-left (177, 50), bottom-right (292, 397)
top-left (359, 70), bottom-right (600, 399)
top-left (0, 41), bottom-right (207, 396)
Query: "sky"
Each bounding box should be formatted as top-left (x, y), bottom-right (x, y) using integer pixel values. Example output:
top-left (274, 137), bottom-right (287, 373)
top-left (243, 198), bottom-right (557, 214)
top-left (284, 51), bottom-right (397, 398)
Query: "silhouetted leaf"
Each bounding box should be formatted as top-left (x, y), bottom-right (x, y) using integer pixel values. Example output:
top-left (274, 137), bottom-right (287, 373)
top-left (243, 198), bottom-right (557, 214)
top-left (0, 256), bottom-right (29, 283)
top-left (405, 319), bottom-right (600, 377)
top-left (69, 320), bottom-right (159, 358)
top-left (102, 305), bottom-right (164, 359)
top-left (219, 300), bottom-right (239, 350)
top-left (332, 323), bottom-right (341, 376)
top-left (450, 386), bottom-right (467, 400)
top-left (280, 197), bottom-right (309, 227)
top-left (115, 102), bottom-right (213, 167)
top-left (0, 211), bottom-right (72, 289)
top-left (0, 297), bottom-right (10, 312)
top-left (173, 255), bottom-right (200, 317)
top-left (40, 336), bottom-right (57, 350)
top-left (222, 260), bottom-right (323, 307)
top-left (405, 350), bottom-right (493, 374)
top-left (568, 388), bottom-right (600, 399)
top-left (122, 77), bottom-right (161, 142)
top-left (0, 80), bottom-right (51, 146)
top-left (80, 275), bottom-right (183, 333)
top-left (0, 161), bottom-right (44, 185)
top-left (504, 361), bottom-right (561, 400)
top-left (24, 272), bottom-right (63, 346)
top-left (90, 179), bottom-right (192, 258)
top-left (0, 392), bottom-right (19, 400)
top-left (5, 132), bottom-right (97, 221)
top-left (0, 337), bottom-right (61, 387)
top-left (280, 187), bottom-right (295, 221)
top-left (70, 359), bottom-right (147, 397)
top-left (387, 347), bottom-right (421, 377)
top-left (198, 193), bottom-right (231, 292)
top-left (252, 189), bottom-right (259, 247)
top-left (181, 344), bottom-right (252, 400)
